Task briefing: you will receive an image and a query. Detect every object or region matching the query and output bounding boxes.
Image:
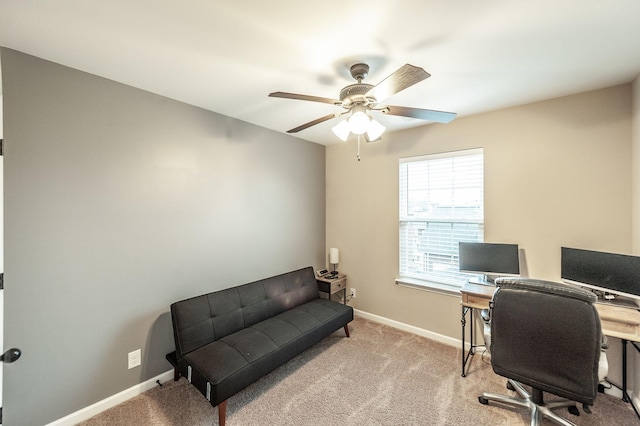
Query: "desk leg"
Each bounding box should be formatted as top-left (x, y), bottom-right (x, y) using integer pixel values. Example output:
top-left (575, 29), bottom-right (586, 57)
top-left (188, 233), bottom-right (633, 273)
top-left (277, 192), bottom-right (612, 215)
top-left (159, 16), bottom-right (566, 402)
top-left (629, 342), bottom-right (640, 419)
top-left (621, 339), bottom-right (640, 420)
top-left (470, 308), bottom-right (474, 355)
top-left (461, 307), bottom-right (487, 377)
top-left (461, 306), bottom-right (474, 377)
top-left (622, 339), bottom-right (629, 403)
top-left (461, 306), bottom-right (466, 377)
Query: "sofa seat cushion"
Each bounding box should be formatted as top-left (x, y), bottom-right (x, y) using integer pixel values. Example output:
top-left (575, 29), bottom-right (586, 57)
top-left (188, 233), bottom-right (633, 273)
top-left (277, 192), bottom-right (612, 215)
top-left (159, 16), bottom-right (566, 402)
top-left (183, 298), bottom-right (351, 393)
top-left (251, 317), bottom-right (302, 346)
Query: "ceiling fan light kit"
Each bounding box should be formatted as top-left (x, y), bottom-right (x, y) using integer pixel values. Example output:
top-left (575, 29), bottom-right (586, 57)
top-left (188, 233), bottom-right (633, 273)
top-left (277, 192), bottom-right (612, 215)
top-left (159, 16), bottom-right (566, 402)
top-left (331, 112), bottom-right (385, 142)
top-left (331, 120), bottom-right (351, 141)
top-left (347, 105), bottom-right (370, 135)
top-left (365, 118), bottom-right (385, 141)
top-left (269, 62), bottom-right (457, 158)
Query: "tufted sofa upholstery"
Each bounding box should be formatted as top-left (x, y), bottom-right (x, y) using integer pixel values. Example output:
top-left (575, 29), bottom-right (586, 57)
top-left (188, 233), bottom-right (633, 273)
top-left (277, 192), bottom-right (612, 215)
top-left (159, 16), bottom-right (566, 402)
top-left (168, 266), bottom-right (353, 425)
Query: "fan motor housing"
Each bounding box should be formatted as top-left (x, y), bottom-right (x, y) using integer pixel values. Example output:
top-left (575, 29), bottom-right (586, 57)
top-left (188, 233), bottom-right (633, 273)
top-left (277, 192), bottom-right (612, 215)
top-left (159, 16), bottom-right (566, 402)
top-left (340, 83), bottom-right (375, 107)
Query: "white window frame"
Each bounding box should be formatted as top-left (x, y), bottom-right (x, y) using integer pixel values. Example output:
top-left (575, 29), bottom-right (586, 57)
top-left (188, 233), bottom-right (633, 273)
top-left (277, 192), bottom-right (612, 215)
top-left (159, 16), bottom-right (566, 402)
top-left (397, 148), bottom-right (484, 293)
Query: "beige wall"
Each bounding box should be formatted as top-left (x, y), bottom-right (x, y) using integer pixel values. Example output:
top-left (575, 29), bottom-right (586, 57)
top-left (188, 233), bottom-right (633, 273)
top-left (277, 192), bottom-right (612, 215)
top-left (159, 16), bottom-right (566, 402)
top-left (327, 84), bottom-right (632, 342)
top-left (631, 74), bottom-right (640, 408)
top-left (633, 75), bottom-right (640, 253)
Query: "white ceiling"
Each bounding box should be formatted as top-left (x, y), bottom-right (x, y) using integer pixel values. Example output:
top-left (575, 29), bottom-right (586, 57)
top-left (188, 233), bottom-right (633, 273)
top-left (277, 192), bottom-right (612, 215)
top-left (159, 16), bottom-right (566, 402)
top-left (1, 0), bottom-right (640, 145)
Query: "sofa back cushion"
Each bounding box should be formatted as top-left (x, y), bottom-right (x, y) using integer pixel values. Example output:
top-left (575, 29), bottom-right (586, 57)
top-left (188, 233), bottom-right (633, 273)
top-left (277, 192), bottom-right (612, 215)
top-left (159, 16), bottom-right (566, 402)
top-left (171, 266), bottom-right (319, 357)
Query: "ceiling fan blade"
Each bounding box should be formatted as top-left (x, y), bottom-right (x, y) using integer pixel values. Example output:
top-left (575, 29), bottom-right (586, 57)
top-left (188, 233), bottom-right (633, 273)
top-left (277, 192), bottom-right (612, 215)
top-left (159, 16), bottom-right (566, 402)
top-left (366, 64), bottom-right (430, 103)
top-left (269, 91), bottom-right (341, 105)
top-left (286, 113), bottom-right (338, 133)
top-left (383, 105), bottom-right (457, 123)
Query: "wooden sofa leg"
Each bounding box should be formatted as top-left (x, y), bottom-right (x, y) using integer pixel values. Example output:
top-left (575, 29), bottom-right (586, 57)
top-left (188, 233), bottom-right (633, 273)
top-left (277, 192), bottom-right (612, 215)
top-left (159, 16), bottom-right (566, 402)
top-left (173, 367), bottom-right (180, 381)
top-left (344, 325), bottom-right (350, 337)
top-left (218, 400), bottom-right (227, 426)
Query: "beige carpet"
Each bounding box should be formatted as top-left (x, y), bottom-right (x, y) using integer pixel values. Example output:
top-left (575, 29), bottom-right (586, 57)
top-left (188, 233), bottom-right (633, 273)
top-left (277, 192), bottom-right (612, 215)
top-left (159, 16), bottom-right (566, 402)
top-left (80, 317), bottom-right (638, 425)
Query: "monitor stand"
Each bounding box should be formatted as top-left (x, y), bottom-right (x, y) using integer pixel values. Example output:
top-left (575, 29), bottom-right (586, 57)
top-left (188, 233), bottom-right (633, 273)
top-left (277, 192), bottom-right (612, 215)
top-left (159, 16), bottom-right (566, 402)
top-left (593, 293), bottom-right (640, 310)
top-left (468, 276), bottom-right (494, 286)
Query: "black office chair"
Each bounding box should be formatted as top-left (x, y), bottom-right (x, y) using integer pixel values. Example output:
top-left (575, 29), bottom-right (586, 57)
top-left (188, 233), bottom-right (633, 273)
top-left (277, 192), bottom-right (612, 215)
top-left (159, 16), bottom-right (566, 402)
top-left (478, 278), bottom-right (602, 426)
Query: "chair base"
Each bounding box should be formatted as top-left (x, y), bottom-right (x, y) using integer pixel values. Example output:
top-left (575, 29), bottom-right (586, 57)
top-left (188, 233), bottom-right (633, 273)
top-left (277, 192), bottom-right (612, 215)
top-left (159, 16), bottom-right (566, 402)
top-left (479, 379), bottom-right (579, 426)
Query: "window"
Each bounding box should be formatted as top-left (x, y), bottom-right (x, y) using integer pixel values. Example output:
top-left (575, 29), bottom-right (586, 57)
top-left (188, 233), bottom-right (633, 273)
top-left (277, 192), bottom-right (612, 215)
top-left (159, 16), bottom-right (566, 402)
top-left (399, 149), bottom-right (484, 289)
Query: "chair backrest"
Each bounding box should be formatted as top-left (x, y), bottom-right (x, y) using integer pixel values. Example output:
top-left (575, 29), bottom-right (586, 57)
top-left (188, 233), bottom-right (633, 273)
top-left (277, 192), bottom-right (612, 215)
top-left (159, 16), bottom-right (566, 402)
top-left (490, 278), bottom-right (602, 406)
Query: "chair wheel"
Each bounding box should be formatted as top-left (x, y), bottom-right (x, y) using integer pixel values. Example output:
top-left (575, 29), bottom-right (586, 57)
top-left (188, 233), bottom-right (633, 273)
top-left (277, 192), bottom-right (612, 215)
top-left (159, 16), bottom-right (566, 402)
top-left (568, 405), bottom-right (580, 416)
top-left (506, 381), bottom-right (515, 391)
top-left (478, 396), bottom-right (489, 405)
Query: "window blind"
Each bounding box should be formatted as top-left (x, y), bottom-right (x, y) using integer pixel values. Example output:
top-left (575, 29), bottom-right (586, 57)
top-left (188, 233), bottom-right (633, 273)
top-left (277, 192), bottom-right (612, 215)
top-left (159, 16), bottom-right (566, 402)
top-left (399, 149), bottom-right (484, 287)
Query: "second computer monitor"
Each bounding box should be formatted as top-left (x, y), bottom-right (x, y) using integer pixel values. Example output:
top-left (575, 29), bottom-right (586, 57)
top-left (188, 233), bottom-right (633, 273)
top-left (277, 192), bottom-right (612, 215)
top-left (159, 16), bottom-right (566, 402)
top-left (459, 242), bottom-right (520, 284)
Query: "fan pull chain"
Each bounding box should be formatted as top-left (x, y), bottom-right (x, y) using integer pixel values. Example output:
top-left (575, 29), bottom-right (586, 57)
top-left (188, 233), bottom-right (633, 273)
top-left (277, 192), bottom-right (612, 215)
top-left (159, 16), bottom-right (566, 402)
top-left (357, 134), bottom-right (361, 161)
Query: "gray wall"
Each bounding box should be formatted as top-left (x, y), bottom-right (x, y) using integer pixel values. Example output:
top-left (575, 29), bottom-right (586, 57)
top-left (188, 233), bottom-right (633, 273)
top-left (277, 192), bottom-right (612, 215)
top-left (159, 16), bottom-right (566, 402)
top-left (1, 48), bottom-right (326, 425)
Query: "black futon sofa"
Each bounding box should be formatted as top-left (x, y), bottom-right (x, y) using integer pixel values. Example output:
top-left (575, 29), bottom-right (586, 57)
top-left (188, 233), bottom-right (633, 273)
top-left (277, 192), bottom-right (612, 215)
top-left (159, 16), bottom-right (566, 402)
top-left (167, 266), bottom-right (354, 425)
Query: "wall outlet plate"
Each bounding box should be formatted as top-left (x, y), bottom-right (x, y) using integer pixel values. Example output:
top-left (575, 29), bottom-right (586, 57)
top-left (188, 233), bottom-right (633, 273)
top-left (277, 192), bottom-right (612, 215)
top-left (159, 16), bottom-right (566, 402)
top-left (128, 349), bottom-right (141, 369)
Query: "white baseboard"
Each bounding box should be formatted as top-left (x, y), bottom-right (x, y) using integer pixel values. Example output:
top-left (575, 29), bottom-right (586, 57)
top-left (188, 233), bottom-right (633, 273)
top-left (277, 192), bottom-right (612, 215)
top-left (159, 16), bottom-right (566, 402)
top-left (46, 312), bottom-right (455, 425)
top-left (603, 384), bottom-right (624, 399)
top-left (610, 388), bottom-right (640, 414)
top-left (354, 308), bottom-right (462, 348)
top-left (46, 370), bottom-right (174, 426)
top-left (47, 313), bottom-right (640, 425)
top-left (632, 391), bottom-right (640, 415)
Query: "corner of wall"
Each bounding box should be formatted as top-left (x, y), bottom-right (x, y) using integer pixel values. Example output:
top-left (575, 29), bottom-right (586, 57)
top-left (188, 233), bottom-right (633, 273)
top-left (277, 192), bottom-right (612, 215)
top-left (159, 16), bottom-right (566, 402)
top-left (630, 73), bottom-right (640, 414)
top-left (632, 73), bottom-right (640, 254)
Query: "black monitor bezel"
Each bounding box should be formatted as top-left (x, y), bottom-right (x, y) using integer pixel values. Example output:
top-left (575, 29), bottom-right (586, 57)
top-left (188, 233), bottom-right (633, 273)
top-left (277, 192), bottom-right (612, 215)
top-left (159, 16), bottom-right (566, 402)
top-left (561, 246), bottom-right (640, 301)
top-left (458, 242), bottom-right (520, 277)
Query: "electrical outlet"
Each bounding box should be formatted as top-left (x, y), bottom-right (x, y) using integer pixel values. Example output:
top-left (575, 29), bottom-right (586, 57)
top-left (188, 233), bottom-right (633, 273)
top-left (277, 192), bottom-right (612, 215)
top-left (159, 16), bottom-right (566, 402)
top-left (350, 288), bottom-right (356, 298)
top-left (128, 349), bottom-right (141, 369)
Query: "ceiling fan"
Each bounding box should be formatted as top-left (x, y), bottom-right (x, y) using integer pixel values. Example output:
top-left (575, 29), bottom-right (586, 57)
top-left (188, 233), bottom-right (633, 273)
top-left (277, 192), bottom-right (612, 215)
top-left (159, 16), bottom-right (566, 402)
top-left (269, 63), bottom-right (457, 142)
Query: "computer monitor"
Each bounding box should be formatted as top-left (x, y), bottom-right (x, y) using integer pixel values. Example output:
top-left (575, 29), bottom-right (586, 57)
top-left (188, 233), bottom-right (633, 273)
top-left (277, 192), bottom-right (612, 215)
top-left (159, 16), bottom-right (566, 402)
top-left (561, 247), bottom-right (640, 305)
top-left (458, 242), bottom-right (520, 284)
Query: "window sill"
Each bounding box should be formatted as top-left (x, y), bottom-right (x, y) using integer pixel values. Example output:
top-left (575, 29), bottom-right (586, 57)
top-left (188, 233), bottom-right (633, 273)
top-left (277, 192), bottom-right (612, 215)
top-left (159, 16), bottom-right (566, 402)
top-left (395, 277), bottom-right (461, 297)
